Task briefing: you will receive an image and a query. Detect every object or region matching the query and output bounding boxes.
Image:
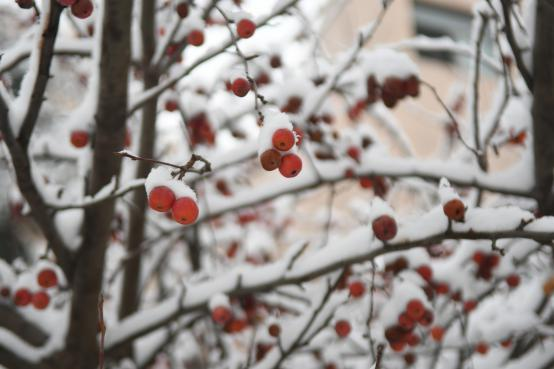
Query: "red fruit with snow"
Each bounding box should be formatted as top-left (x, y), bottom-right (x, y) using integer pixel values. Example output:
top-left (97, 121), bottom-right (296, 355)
top-left (443, 199), bottom-right (465, 221)
top-left (372, 215), bottom-right (397, 241)
top-left (260, 149), bottom-right (281, 171)
top-left (398, 313), bottom-right (415, 331)
top-left (430, 326), bottom-right (444, 342)
top-left (148, 186), bottom-right (176, 212)
top-left (188, 29), bottom-right (204, 46)
top-left (418, 309), bottom-right (434, 326)
top-left (506, 274), bottom-right (520, 288)
top-left (14, 288), bottom-right (32, 307)
top-left (279, 154), bottom-right (302, 178)
top-left (70, 130), bottom-right (89, 148)
top-left (211, 306), bottom-right (233, 325)
top-left (475, 342), bottom-right (489, 355)
top-left (232, 78), bottom-right (250, 97)
top-left (175, 2), bottom-right (188, 18)
top-left (406, 299), bottom-right (425, 321)
top-left (236, 19), bottom-right (256, 39)
top-left (347, 146), bottom-right (361, 162)
top-left (416, 265), bottom-right (433, 282)
top-left (37, 268), bottom-right (58, 288)
top-left (349, 281), bottom-right (365, 298)
top-left (463, 300), bottom-right (478, 313)
top-left (165, 100), bottom-right (178, 112)
top-left (272, 129), bottom-right (295, 151)
top-left (58, 0), bottom-right (77, 5)
top-left (71, 0), bottom-right (94, 19)
top-left (172, 197), bottom-right (199, 225)
top-left (0, 287), bottom-right (10, 298)
top-left (32, 291), bottom-right (50, 310)
top-left (268, 323), bottom-right (281, 337)
top-left (334, 320), bottom-right (351, 338)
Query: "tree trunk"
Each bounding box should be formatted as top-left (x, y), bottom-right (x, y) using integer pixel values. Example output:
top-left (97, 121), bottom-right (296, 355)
top-left (118, 0), bottom-right (158, 358)
top-left (532, 0), bottom-right (554, 215)
top-left (61, 1), bottom-right (134, 368)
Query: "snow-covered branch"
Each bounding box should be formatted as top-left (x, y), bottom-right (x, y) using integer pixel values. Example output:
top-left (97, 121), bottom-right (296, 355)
top-left (105, 205), bottom-right (553, 350)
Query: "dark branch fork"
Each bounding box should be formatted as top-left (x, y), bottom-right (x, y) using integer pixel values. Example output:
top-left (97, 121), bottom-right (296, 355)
top-left (114, 151), bottom-right (212, 179)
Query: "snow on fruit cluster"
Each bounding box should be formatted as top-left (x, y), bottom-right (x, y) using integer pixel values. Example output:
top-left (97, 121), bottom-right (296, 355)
top-left (258, 111), bottom-right (302, 178)
top-left (1, 261), bottom-right (62, 311)
top-left (345, 49), bottom-right (420, 119)
top-left (146, 166), bottom-right (199, 225)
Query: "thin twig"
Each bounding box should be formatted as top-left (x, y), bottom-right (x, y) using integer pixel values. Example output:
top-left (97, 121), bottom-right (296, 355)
top-left (500, 0), bottom-right (533, 90)
top-left (213, 5), bottom-right (267, 122)
top-left (470, 12), bottom-right (489, 170)
top-left (420, 79), bottom-right (483, 161)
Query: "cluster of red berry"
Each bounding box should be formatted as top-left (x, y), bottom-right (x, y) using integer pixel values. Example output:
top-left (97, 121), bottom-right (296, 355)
top-left (472, 250), bottom-right (500, 281)
top-left (384, 298), bottom-right (432, 352)
top-left (148, 186), bottom-right (199, 225)
top-left (348, 74), bottom-right (419, 120)
top-left (5, 268), bottom-right (59, 311)
top-left (173, 1), bottom-right (256, 48)
top-left (260, 128), bottom-right (302, 178)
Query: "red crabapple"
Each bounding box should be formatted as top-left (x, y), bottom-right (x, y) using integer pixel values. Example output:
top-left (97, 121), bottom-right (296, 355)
top-left (416, 265), bottom-right (433, 282)
top-left (70, 130), bottom-right (89, 148)
top-left (463, 300), bottom-right (478, 313)
top-left (0, 287), bottom-right (10, 298)
top-left (37, 268), bottom-right (58, 288)
top-left (506, 274), bottom-right (520, 288)
top-left (398, 313), bottom-right (415, 331)
top-left (14, 288), bottom-right (32, 307)
top-left (148, 186), bottom-right (176, 212)
top-left (434, 282), bottom-right (450, 295)
top-left (172, 197), bottom-right (199, 225)
top-left (231, 78), bottom-right (250, 97)
top-left (443, 199), bottom-right (465, 221)
top-left (58, 0), bottom-right (77, 5)
top-left (71, 0), bottom-right (93, 19)
top-left (237, 18), bottom-right (256, 38)
top-left (371, 215), bottom-right (397, 241)
top-left (390, 341), bottom-right (406, 352)
top-left (472, 251), bottom-right (485, 264)
top-left (346, 146), bottom-right (361, 162)
top-left (268, 323), bottom-right (281, 337)
top-left (272, 129), bottom-right (295, 151)
top-left (334, 320), bottom-right (351, 338)
top-left (32, 291), bottom-right (50, 310)
top-left (187, 29), bottom-right (204, 46)
top-left (211, 306), bottom-right (232, 325)
top-left (175, 2), bottom-right (188, 18)
top-left (430, 326), bottom-right (444, 342)
top-left (349, 281), bottom-right (365, 298)
top-left (418, 309), bottom-right (434, 326)
top-left (260, 149), bottom-right (281, 171)
top-left (404, 352), bottom-right (416, 365)
top-left (270, 55), bottom-right (282, 68)
top-left (165, 100), bottom-right (178, 112)
top-left (475, 342), bottom-right (489, 355)
top-left (279, 154), bottom-right (302, 178)
top-left (406, 299), bottom-right (425, 321)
